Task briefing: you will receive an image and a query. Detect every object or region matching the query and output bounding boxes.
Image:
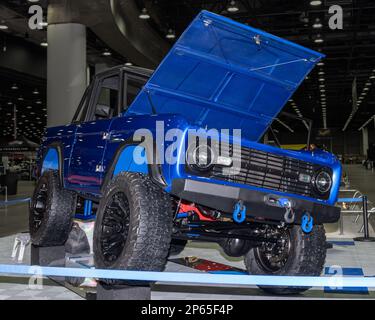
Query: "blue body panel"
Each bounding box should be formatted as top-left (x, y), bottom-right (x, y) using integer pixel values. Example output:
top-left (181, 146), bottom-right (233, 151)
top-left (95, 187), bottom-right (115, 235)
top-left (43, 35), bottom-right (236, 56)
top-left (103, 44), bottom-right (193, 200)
top-left (39, 114), bottom-right (341, 207)
top-left (113, 145), bottom-right (148, 176)
top-left (66, 119), bottom-right (112, 192)
top-left (127, 10), bottom-right (324, 142)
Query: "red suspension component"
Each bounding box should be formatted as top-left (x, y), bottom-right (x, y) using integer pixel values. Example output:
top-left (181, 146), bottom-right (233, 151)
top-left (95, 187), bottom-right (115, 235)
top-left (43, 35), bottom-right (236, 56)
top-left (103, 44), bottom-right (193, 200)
top-left (178, 202), bottom-right (216, 221)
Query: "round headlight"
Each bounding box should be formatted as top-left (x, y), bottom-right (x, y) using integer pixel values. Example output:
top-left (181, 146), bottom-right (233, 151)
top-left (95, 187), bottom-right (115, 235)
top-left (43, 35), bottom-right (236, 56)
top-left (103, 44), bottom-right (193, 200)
top-left (187, 144), bottom-right (215, 171)
top-left (314, 170), bottom-right (332, 194)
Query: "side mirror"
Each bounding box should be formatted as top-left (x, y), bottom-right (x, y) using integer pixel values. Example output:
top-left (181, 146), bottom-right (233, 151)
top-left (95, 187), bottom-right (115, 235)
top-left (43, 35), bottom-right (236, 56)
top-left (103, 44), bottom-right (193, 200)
top-left (95, 104), bottom-right (111, 118)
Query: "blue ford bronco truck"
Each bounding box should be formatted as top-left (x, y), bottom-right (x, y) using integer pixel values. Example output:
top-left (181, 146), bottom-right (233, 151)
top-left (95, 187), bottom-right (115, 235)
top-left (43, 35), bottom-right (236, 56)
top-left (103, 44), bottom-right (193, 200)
top-left (30, 11), bottom-right (341, 294)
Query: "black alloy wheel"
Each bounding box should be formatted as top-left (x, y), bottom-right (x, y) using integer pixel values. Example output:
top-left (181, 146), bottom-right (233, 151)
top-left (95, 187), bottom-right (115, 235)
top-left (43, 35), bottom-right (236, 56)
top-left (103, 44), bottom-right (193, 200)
top-left (254, 227), bottom-right (292, 273)
top-left (99, 192), bottom-right (130, 266)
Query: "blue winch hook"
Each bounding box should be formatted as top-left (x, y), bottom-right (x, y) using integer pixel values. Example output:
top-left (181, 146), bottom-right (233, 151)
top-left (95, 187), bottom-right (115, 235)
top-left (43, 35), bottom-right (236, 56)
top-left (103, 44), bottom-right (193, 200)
top-left (301, 213), bottom-right (314, 233)
top-left (278, 198), bottom-right (295, 224)
top-left (233, 201), bottom-right (246, 223)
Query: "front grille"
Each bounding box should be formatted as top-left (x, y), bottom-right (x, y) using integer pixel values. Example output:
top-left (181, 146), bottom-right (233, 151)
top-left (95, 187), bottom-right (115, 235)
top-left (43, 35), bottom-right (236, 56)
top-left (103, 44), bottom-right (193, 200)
top-left (211, 145), bottom-right (328, 199)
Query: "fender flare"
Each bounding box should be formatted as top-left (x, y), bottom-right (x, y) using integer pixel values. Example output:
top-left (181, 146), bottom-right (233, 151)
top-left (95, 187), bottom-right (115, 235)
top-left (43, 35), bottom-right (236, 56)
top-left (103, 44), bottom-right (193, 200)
top-left (101, 138), bottom-right (166, 192)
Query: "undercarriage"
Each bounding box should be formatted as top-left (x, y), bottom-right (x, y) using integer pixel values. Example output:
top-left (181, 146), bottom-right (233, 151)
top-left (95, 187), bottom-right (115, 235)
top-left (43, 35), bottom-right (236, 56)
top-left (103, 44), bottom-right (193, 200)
top-left (172, 201), bottom-right (291, 258)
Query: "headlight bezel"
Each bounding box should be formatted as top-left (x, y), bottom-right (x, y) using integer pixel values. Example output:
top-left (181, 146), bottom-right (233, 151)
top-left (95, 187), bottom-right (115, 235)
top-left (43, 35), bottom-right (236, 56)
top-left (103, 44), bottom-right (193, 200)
top-left (312, 169), bottom-right (332, 195)
top-left (186, 143), bottom-right (217, 172)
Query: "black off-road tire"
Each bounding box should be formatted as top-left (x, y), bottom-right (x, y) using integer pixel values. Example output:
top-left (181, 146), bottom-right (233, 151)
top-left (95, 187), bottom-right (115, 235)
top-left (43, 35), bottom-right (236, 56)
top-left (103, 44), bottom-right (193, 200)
top-left (244, 224), bottom-right (326, 295)
top-left (169, 239), bottom-right (188, 256)
top-left (93, 172), bottom-right (173, 285)
top-left (29, 170), bottom-right (76, 247)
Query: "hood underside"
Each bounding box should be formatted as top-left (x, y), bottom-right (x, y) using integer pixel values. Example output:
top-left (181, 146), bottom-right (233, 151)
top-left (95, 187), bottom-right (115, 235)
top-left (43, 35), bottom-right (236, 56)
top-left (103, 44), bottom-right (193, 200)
top-left (127, 10), bottom-right (324, 141)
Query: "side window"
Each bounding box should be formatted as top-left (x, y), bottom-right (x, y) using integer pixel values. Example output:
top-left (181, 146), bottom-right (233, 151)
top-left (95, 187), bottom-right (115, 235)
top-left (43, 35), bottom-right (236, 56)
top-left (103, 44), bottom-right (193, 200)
top-left (94, 74), bottom-right (120, 120)
top-left (122, 76), bottom-right (147, 112)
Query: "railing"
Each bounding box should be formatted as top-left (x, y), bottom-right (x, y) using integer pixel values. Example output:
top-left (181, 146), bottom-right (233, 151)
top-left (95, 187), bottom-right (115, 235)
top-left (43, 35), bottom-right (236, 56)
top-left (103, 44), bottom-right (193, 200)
top-left (338, 188), bottom-right (375, 240)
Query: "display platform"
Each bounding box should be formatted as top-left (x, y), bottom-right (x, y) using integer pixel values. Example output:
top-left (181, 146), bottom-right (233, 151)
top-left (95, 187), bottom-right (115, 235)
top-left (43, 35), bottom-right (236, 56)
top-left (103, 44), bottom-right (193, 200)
top-left (1, 211), bottom-right (375, 300)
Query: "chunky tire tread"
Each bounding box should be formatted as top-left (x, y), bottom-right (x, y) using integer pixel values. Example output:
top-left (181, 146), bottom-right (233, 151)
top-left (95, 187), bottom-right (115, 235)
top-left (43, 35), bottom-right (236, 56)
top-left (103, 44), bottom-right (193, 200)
top-left (244, 225), bottom-right (326, 295)
top-left (94, 172), bottom-right (173, 283)
top-left (29, 170), bottom-right (76, 247)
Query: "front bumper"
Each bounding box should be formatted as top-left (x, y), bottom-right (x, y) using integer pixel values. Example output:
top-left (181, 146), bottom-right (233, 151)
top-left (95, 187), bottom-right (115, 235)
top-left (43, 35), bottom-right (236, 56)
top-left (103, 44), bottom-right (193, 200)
top-left (171, 179), bottom-right (340, 224)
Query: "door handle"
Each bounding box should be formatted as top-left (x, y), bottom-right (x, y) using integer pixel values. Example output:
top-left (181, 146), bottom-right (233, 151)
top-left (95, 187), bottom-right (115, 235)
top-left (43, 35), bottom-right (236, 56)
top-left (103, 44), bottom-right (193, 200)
top-left (95, 164), bottom-right (105, 173)
top-left (102, 132), bottom-right (110, 140)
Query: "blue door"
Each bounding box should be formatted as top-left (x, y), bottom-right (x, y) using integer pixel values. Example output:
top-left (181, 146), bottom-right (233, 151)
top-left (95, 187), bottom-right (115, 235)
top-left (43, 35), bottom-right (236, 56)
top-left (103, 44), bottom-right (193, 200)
top-left (67, 72), bottom-right (121, 193)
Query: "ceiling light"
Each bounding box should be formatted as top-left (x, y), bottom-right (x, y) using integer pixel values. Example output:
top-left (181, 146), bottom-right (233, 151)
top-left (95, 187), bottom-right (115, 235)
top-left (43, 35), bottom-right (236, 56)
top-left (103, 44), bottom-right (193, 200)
top-left (318, 71), bottom-right (325, 75)
top-left (0, 23), bottom-right (8, 30)
top-left (166, 29), bottom-right (176, 39)
top-left (27, 0), bottom-right (40, 2)
top-left (36, 100), bottom-right (42, 104)
top-left (33, 88), bottom-right (39, 95)
top-left (319, 78), bottom-right (325, 81)
top-left (227, 1), bottom-right (239, 13)
top-left (363, 87), bottom-right (369, 91)
top-left (310, 1), bottom-right (322, 6)
top-left (312, 18), bottom-right (323, 29)
top-left (125, 62), bottom-right (133, 66)
top-left (317, 62), bottom-right (324, 66)
top-left (11, 84), bottom-right (18, 90)
top-left (314, 36), bottom-right (324, 43)
top-left (40, 41), bottom-right (48, 47)
top-left (18, 96), bottom-right (24, 101)
top-left (102, 49), bottom-right (111, 56)
top-left (139, 8), bottom-right (150, 19)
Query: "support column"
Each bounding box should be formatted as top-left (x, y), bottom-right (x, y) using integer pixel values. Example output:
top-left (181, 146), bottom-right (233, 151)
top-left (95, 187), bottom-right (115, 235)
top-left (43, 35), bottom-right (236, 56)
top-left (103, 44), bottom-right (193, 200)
top-left (47, 23), bottom-right (86, 127)
top-left (362, 127), bottom-right (369, 156)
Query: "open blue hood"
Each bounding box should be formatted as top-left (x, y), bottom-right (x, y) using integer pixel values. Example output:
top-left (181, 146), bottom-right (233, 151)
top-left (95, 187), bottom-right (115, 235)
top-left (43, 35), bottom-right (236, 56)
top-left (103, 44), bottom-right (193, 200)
top-left (127, 10), bottom-right (324, 141)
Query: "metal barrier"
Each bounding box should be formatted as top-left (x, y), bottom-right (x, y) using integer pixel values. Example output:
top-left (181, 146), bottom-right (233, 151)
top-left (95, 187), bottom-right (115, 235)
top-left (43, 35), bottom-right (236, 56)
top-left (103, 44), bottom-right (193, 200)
top-left (353, 196), bottom-right (375, 242)
top-left (0, 264), bottom-right (374, 288)
top-left (338, 189), bottom-right (375, 238)
top-left (0, 197), bottom-right (30, 207)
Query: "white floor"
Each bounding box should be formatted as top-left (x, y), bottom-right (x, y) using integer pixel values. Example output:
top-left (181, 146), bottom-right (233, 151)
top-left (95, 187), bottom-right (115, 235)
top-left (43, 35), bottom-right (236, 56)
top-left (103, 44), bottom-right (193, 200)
top-left (0, 214), bottom-right (374, 300)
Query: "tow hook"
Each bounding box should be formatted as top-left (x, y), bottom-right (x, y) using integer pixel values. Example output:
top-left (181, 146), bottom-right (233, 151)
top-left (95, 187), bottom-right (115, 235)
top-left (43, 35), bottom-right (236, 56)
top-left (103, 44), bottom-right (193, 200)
top-left (233, 200), bottom-right (246, 223)
top-left (301, 212), bottom-right (314, 233)
top-left (278, 198), bottom-right (295, 224)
